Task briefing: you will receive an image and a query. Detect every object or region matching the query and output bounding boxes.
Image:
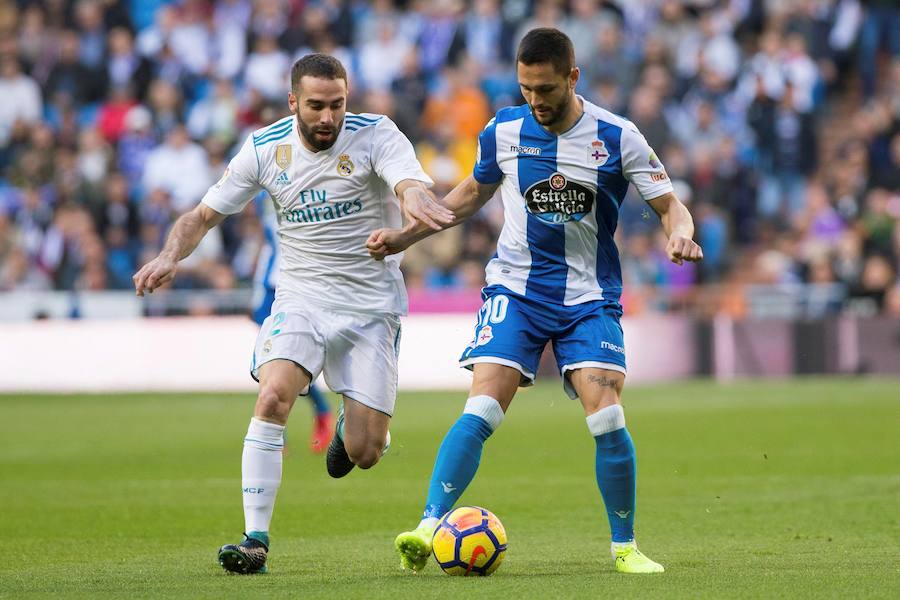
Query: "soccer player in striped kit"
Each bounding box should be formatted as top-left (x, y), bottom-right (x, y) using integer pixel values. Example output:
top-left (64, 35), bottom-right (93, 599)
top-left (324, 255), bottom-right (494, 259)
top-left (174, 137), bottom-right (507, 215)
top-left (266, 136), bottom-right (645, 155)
top-left (369, 28), bottom-right (703, 574)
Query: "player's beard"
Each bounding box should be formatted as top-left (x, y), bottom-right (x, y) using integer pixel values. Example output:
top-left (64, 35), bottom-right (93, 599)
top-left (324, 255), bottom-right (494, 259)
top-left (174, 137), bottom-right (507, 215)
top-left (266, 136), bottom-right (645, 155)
top-left (530, 93), bottom-right (571, 127)
top-left (296, 115), bottom-right (341, 151)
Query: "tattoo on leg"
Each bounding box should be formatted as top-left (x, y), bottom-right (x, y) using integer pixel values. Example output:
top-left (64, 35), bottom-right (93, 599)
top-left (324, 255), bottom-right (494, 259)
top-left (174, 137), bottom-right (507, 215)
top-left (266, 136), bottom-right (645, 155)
top-left (587, 374), bottom-right (619, 390)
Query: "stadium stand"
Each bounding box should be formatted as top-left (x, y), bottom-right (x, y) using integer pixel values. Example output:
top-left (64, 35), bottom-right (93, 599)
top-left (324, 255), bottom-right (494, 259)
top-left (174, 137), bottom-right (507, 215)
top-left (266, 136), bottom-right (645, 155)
top-left (0, 0), bottom-right (898, 319)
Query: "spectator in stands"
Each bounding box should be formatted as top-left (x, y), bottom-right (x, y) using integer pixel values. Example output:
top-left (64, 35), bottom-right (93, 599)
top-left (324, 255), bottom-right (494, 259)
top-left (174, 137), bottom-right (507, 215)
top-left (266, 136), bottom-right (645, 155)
top-left (96, 84), bottom-right (138, 143)
top-left (584, 19), bottom-right (635, 96)
top-left (245, 35), bottom-right (291, 101)
top-left (74, 0), bottom-right (107, 71)
top-left (0, 1), bottom-right (897, 317)
top-left (0, 56), bottom-right (42, 153)
top-left (106, 27), bottom-right (154, 102)
top-left (45, 29), bottom-right (106, 107)
top-left (858, 0), bottom-right (900, 98)
top-left (117, 105), bottom-right (157, 191)
top-left (358, 19), bottom-right (412, 92)
top-left (16, 4), bottom-right (57, 84)
top-left (187, 78), bottom-right (240, 143)
top-left (750, 81), bottom-right (817, 221)
top-left (141, 124), bottom-right (211, 213)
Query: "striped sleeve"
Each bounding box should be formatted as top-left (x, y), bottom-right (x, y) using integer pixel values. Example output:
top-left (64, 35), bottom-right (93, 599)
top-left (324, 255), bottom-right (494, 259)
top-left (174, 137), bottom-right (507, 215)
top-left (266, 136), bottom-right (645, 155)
top-left (620, 124), bottom-right (674, 202)
top-left (472, 117), bottom-right (502, 184)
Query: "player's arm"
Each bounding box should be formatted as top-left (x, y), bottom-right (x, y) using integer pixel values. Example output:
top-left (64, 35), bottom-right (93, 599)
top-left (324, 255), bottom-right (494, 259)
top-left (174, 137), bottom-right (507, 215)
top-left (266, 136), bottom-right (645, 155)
top-left (368, 117), bottom-right (455, 232)
top-left (369, 114), bottom-right (503, 260)
top-left (620, 124), bottom-right (702, 266)
top-left (646, 192), bottom-right (703, 265)
top-left (132, 204), bottom-right (227, 296)
top-left (368, 176), bottom-right (499, 260)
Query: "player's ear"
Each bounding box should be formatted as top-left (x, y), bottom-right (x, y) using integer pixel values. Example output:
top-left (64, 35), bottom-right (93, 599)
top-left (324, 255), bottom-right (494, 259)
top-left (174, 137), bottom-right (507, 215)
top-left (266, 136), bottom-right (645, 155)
top-left (288, 91), bottom-right (298, 112)
top-left (568, 67), bottom-right (580, 91)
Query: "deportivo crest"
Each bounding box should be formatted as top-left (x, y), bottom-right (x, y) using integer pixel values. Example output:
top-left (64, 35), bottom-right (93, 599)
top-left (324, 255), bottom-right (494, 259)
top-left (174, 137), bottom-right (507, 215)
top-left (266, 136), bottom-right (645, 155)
top-left (275, 144), bottom-right (292, 170)
top-left (337, 153), bottom-right (354, 176)
top-left (524, 172), bottom-right (595, 223)
top-left (588, 140), bottom-right (609, 166)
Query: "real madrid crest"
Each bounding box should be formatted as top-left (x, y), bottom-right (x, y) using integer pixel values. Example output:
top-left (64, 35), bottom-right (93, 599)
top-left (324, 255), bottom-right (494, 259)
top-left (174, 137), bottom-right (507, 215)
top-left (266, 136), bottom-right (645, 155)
top-left (275, 144), bottom-right (292, 170)
top-left (337, 153), bottom-right (354, 176)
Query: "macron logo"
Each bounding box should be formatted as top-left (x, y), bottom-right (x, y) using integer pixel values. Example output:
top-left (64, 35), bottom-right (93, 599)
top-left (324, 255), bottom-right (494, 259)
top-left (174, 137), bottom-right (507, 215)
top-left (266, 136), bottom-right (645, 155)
top-left (243, 487), bottom-right (265, 494)
top-left (601, 341), bottom-right (625, 354)
top-left (441, 481), bottom-right (456, 493)
top-left (510, 144), bottom-right (541, 156)
top-left (614, 510), bottom-right (631, 519)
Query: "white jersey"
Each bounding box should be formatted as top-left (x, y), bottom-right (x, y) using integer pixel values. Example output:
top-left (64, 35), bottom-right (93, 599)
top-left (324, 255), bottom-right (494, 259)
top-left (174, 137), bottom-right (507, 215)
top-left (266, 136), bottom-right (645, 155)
top-left (202, 113), bottom-right (432, 315)
top-left (472, 97), bottom-right (673, 307)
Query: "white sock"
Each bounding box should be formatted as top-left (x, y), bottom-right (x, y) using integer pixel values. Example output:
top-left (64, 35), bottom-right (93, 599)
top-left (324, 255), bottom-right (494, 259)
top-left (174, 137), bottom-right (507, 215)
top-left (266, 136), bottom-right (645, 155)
top-left (463, 395), bottom-right (505, 431)
top-left (417, 516), bottom-right (440, 532)
top-left (585, 403), bottom-right (626, 437)
top-left (242, 417), bottom-right (285, 534)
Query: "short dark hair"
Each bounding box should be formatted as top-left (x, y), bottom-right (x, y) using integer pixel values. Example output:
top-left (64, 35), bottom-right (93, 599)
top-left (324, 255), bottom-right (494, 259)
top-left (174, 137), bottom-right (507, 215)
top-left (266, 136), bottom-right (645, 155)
top-left (516, 28), bottom-right (575, 75)
top-left (290, 53), bottom-right (348, 91)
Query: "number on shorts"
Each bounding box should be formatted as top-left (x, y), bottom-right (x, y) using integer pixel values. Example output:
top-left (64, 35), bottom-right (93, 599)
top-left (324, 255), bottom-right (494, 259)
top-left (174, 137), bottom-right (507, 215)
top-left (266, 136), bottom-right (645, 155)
top-left (479, 295), bottom-right (509, 326)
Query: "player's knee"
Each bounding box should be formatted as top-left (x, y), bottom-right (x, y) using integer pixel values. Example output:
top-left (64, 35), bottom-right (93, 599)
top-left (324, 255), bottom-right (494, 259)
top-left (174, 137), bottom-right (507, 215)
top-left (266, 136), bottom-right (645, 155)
top-left (255, 382), bottom-right (293, 420)
top-left (344, 438), bottom-right (381, 469)
top-left (354, 450), bottom-right (380, 469)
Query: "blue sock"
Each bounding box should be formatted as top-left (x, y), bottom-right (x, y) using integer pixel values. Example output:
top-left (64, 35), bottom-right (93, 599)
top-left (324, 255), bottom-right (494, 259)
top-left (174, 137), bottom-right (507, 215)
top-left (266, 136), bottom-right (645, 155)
top-left (307, 384), bottom-right (330, 416)
top-left (587, 404), bottom-right (636, 543)
top-left (422, 396), bottom-right (504, 520)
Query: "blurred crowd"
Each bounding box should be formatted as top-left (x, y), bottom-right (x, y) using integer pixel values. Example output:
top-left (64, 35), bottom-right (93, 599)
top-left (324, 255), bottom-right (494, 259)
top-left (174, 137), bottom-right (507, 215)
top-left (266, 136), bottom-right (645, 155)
top-left (0, 0), bottom-right (898, 317)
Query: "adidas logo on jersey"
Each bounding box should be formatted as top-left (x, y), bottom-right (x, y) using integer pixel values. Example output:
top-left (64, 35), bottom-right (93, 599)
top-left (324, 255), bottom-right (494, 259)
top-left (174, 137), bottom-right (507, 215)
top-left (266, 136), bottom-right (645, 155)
top-left (276, 171), bottom-right (290, 186)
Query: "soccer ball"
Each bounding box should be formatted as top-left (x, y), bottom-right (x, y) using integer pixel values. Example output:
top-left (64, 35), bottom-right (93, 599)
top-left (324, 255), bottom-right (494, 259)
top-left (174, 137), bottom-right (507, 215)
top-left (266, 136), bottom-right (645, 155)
top-left (432, 506), bottom-right (507, 576)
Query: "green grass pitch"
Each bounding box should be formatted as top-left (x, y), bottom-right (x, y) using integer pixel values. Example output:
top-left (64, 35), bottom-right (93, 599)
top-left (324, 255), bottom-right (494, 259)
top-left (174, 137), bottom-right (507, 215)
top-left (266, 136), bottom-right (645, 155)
top-left (1, 379), bottom-right (898, 599)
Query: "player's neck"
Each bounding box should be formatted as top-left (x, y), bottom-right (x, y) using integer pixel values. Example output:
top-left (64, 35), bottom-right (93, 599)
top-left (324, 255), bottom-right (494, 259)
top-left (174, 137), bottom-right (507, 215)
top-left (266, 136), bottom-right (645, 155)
top-left (543, 95), bottom-right (583, 136)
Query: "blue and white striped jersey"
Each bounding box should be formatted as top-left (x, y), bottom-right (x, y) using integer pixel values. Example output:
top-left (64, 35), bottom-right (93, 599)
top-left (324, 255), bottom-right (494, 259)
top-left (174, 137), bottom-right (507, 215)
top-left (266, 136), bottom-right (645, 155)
top-left (473, 97), bottom-right (674, 307)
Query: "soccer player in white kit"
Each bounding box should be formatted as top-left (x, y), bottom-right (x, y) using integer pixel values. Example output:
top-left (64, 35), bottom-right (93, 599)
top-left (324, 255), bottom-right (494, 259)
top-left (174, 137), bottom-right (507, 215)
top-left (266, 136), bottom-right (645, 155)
top-left (370, 29), bottom-right (703, 574)
top-left (133, 54), bottom-right (450, 574)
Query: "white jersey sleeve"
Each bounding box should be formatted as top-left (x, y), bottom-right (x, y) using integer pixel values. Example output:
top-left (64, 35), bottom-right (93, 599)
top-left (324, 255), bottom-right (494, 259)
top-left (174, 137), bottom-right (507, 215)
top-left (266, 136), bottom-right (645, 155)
top-left (370, 117), bottom-right (433, 193)
top-left (620, 125), bottom-right (674, 202)
top-left (201, 134), bottom-right (263, 215)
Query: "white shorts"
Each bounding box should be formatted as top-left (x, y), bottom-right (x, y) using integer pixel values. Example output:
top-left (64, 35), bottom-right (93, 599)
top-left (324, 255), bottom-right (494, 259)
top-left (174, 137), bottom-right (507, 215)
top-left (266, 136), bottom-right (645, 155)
top-left (251, 304), bottom-right (402, 416)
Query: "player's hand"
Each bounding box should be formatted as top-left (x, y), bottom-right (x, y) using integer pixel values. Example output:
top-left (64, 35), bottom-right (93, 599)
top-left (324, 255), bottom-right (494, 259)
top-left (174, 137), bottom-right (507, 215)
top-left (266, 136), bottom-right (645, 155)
top-left (366, 227), bottom-right (413, 261)
top-left (400, 186), bottom-right (454, 231)
top-left (133, 254), bottom-right (178, 296)
top-left (666, 235), bottom-right (703, 265)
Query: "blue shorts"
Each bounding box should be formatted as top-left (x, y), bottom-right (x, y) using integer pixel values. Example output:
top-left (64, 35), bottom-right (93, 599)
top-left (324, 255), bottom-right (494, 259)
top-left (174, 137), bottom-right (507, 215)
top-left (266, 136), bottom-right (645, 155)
top-left (459, 285), bottom-right (626, 399)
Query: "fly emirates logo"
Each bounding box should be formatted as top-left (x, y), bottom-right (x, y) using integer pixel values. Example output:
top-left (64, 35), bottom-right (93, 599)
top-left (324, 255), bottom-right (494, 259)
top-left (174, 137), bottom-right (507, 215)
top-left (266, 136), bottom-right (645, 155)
top-left (281, 188), bottom-right (363, 224)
